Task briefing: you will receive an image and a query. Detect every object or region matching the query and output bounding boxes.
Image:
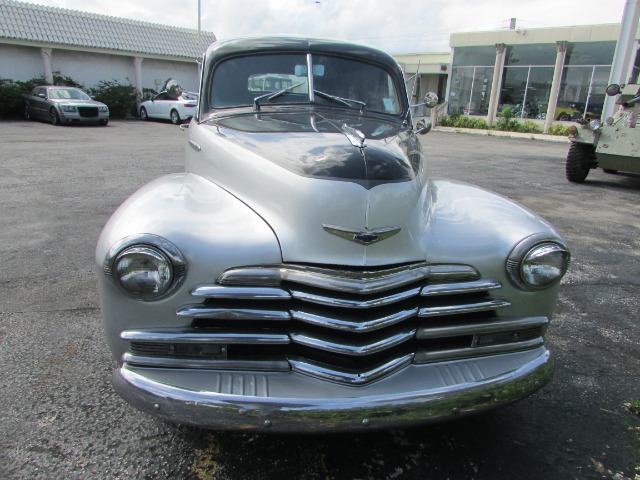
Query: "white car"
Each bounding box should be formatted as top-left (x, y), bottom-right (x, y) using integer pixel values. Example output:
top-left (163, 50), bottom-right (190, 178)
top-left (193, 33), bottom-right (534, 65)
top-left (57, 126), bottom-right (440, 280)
top-left (138, 92), bottom-right (198, 125)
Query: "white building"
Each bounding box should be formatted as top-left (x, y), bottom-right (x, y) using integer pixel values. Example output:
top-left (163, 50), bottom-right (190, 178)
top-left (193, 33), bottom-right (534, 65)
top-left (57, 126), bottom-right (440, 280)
top-left (0, 0), bottom-right (216, 94)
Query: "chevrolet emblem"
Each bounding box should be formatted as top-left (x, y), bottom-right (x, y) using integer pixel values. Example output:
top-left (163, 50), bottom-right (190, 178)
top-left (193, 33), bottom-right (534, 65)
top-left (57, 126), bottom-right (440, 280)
top-left (322, 224), bottom-right (402, 245)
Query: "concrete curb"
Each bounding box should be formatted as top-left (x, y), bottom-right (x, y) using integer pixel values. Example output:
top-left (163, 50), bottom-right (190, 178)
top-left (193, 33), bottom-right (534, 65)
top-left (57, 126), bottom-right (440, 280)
top-left (431, 126), bottom-right (570, 143)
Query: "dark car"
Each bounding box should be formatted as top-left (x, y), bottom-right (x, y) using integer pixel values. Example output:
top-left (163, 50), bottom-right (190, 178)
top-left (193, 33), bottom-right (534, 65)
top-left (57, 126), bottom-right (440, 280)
top-left (23, 86), bottom-right (109, 126)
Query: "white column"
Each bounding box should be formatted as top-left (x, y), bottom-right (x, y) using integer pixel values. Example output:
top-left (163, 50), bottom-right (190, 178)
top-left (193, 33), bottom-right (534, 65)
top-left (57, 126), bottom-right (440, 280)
top-left (486, 43), bottom-right (506, 127)
top-left (133, 57), bottom-right (144, 101)
top-left (544, 41), bottom-right (568, 133)
top-left (40, 48), bottom-right (53, 85)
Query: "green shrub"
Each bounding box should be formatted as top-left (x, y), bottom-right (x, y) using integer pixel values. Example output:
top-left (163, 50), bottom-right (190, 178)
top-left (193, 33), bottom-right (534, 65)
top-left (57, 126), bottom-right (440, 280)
top-left (438, 113), bottom-right (488, 130)
top-left (494, 107), bottom-right (521, 132)
top-left (547, 124), bottom-right (571, 136)
top-left (88, 80), bottom-right (137, 118)
top-left (518, 120), bottom-right (542, 134)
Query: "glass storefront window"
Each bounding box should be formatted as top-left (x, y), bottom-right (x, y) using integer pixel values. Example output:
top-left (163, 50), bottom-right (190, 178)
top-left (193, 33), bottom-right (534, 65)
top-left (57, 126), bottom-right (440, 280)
top-left (505, 44), bottom-right (557, 66)
top-left (448, 66), bottom-right (493, 115)
top-left (452, 46), bottom-right (496, 67)
top-left (565, 42), bottom-right (616, 66)
top-left (558, 65), bottom-right (611, 120)
top-left (499, 66), bottom-right (553, 118)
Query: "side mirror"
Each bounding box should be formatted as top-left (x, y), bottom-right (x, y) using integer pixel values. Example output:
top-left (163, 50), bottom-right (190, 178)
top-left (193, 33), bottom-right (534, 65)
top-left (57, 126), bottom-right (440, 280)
top-left (416, 118), bottom-right (432, 135)
top-left (422, 92), bottom-right (438, 108)
top-left (411, 92), bottom-right (439, 109)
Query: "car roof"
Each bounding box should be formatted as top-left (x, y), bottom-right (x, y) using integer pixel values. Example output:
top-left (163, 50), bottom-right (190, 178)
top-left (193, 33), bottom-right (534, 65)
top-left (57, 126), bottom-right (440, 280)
top-left (203, 35), bottom-right (401, 72)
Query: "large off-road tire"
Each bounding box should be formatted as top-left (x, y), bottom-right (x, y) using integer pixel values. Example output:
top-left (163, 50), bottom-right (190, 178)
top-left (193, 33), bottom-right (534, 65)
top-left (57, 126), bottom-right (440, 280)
top-left (565, 142), bottom-right (596, 183)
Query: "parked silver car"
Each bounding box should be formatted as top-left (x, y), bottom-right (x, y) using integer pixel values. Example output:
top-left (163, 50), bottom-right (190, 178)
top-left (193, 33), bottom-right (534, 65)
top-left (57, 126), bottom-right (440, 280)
top-left (138, 92), bottom-right (198, 125)
top-left (23, 86), bottom-right (109, 126)
top-left (97, 36), bottom-right (570, 432)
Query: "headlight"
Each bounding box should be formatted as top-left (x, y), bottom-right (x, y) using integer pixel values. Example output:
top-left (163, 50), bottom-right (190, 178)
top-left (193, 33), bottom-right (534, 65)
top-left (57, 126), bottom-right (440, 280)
top-left (62, 105), bottom-right (77, 112)
top-left (99, 105), bottom-right (109, 112)
top-left (114, 246), bottom-right (172, 299)
top-left (507, 235), bottom-right (570, 291)
top-left (589, 119), bottom-right (602, 131)
top-left (104, 234), bottom-right (187, 301)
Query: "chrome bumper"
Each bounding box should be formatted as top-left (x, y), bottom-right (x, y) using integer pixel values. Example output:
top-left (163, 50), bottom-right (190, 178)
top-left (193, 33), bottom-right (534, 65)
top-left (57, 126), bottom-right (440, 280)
top-left (112, 347), bottom-right (553, 432)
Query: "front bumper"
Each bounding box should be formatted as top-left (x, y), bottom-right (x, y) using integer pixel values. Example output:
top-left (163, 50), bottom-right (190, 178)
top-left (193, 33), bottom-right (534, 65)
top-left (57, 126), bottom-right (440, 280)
top-left (59, 111), bottom-right (109, 124)
top-left (112, 347), bottom-right (553, 432)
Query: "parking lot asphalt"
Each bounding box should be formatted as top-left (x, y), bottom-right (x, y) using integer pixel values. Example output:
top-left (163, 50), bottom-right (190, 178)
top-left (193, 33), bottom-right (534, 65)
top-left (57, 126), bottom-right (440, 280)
top-left (0, 119), bottom-right (638, 480)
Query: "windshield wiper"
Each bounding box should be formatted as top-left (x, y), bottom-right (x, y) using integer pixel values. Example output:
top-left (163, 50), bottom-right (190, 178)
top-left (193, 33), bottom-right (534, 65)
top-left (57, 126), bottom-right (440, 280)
top-left (253, 82), bottom-right (306, 111)
top-left (313, 90), bottom-right (366, 114)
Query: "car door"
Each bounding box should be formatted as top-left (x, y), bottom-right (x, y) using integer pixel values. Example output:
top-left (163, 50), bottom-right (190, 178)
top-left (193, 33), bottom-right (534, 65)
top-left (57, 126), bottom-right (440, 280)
top-left (148, 93), bottom-right (172, 119)
top-left (31, 87), bottom-right (48, 120)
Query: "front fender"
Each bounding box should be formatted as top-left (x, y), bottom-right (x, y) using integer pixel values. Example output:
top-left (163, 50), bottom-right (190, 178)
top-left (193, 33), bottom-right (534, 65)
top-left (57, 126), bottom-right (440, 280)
top-left (96, 173), bottom-right (282, 359)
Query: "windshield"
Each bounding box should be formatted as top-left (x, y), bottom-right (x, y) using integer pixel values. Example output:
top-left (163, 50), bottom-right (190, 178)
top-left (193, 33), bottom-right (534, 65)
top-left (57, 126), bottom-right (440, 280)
top-left (49, 88), bottom-right (91, 100)
top-left (205, 53), bottom-right (401, 116)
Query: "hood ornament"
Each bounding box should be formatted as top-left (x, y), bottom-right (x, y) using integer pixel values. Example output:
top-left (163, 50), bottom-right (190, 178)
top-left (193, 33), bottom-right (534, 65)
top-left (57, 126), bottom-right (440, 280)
top-left (341, 124), bottom-right (366, 150)
top-left (323, 224), bottom-right (401, 245)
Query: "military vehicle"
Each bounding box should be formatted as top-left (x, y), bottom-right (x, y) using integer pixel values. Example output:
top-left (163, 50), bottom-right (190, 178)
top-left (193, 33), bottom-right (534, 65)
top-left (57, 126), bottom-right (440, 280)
top-left (566, 83), bottom-right (640, 182)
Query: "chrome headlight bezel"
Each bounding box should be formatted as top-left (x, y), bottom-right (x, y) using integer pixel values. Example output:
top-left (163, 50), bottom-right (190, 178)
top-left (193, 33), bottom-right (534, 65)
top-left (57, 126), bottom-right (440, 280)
top-left (506, 234), bottom-right (570, 291)
top-left (103, 234), bottom-right (187, 301)
top-left (62, 105), bottom-right (78, 112)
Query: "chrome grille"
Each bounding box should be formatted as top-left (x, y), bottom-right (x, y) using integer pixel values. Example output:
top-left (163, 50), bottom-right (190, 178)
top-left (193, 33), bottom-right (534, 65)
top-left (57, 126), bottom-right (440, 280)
top-left (122, 263), bottom-right (548, 385)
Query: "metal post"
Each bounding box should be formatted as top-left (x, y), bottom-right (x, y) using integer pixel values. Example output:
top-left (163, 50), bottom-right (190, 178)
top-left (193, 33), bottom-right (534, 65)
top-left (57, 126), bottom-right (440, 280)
top-left (603, 0), bottom-right (640, 120)
top-left (544, 41), bottom-right (568, 133)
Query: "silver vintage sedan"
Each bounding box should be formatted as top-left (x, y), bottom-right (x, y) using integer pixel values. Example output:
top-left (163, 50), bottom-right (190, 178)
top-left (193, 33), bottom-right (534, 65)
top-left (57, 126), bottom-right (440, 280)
top-left (97, 36), bottom-right (570, 432)
top-left (23, 86), bottom-right (109, 126)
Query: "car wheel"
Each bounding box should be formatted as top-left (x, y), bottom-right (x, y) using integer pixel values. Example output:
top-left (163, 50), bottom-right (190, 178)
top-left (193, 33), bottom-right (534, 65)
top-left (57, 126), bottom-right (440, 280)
top-left (558, 113), bottom-right (571, 121)
top-left (24, 104), bottom-right (32, 121)
top-left (140, 107), bottom-right (148, 120)
top-left (170, 109), bottom-right (181, 125)
top-left (565, 142), bottom-right (596, 183)
top-left (602, 168), bottom-right (618, 174)
top-left (50, 108), bottom-right (61, 126)
top-left (100, 119), bottom-right (109, 126)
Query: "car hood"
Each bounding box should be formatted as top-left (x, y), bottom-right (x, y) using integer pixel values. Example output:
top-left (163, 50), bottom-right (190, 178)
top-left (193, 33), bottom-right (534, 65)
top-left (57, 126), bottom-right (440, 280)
top-left (52, 99), bottom-right (105, 107)
top-left (186, 110), bottom-right (429, 265)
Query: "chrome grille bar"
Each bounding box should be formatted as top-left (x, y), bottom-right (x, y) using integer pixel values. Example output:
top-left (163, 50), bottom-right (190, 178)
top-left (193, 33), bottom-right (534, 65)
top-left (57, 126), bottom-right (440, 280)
top-left (121, 329), bottom-right (291, 345)
top-left (218, 263), bottom-right (479, 294)
top-left (419, 299), bottom-right (511, 317)
top-left (123, 353), bottom-right (290, 371)
top-left (291, 308), bottom-right (419, 332)
top-left (290, 286), bottom-right (421, 309)
top-left (421, 279), bottom-right (502, 296)
top-left (288, 353), bottom-right (414, 385)
top-left (417, 316), bottom-right (548, 339)
top-left (190, 285), bottom-right (290, 300)
top-left (176, 305), bottom-right (291, 321)
top-left (290, 328), bottom-right (416, 356)
top-left (414, 338), bottom-right (544, 364)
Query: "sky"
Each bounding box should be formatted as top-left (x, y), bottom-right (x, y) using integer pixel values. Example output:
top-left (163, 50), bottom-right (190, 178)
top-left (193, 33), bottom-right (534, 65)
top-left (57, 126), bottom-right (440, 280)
top-left (23, 0), bottom-right (631, 54)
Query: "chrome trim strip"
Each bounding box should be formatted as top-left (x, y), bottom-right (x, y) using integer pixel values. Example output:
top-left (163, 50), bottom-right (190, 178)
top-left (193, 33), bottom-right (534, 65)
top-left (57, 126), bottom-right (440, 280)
top-left (217, 263), bottom-right (480, 294)
top-left (176, 305), bottom-right (291, 321)
top-left (419, 299), bottom-right (511, 317)
top-left (417, 316), bottom-right (548, 339)
top-left (123, 354), bottom-right (290, 371)
top-left (291, 308), bottom-right (419, 333)
top-left (288, 353), bottom-right (414, 385)
top-left (290, 286), bottom-right (421, 309)
top-left (421, 279), bottom-right (502, 296)
top-left (112, 348), bottom-right (553, 432)
top-left (289, 329), bottom-right (416, 356)
top-left (414, 338), bottom-right (544, 363)
top-left (190, 285), bottom-right (291, 300)
top-left (121, 329), bottom-right (290, 345)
